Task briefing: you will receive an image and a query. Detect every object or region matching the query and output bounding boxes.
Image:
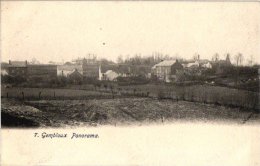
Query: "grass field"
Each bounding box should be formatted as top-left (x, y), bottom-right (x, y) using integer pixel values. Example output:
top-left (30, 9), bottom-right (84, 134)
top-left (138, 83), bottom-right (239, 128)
top-left (117, 84), bottom-right (259, 110)
top-left (2, 83), bottom-right (259, 110)
top-left (1, 87), bottom-right (117, 100)
top-left (2, 84), bottom-right (259, 127)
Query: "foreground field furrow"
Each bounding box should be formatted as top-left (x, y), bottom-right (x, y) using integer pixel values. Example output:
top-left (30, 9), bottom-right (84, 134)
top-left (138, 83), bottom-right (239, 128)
top-left (1, 98), bottom-right (259, 127)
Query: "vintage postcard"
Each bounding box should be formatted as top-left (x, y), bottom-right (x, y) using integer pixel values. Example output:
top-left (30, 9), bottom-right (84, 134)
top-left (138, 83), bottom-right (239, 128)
top-left (1, 1), bottom-right (260, 166)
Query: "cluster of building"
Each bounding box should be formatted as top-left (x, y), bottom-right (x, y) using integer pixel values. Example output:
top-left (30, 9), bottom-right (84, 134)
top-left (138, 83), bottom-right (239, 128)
top-left (2, 60), bottom-right (57, 82)
top-left (1, 58), bottom-right (121, 83)
top-left (151, 54), bottom-right (232, 82)
top-left (1, 54), bottom-right (232, 84)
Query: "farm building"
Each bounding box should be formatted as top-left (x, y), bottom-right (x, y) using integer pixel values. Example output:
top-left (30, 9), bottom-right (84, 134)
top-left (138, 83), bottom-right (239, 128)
top-left (101, 70), bottom-right (118, 81)
top-left (7, 61), bottom-right (28, 77)
top-left (117, 64), bottom-right (131, 77)
top-left (82, 58), bottom-right (99, 79)
top-left (152, 60), bottom-right (183, 82)
top-left (182, 59), bottom-right (212, 69)
top-left (98, 65), bottom-right (119, 81)
top-left (27, 64), bottom-right (57, 82)
top-left (6, 60), bottom-right (57, 82)
top-left (183, 61), bottom-right (200, 68)
top-left (201, 61), bottom-right (212, 68)
top-left (68, 69), bottom-right (83, 84)
top-left (211, 54), bottom-right (232, 74)
top-left (117, 64), bottom-right (152, 77)
top-left (196, 59), bottom-right (212, 68)
top-left (1, 62), bottom-right (9, 76)
top-left (57, 64), bottom-right (83, 77)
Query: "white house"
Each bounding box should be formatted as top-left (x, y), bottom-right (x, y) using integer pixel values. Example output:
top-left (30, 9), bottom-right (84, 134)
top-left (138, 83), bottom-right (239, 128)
top-left (201, 62), bottom-right (212, 68)
top-left (99, 65), bottom-right (119, 81)
top-left (57, 64), bottom-right (83, 77)
top-left (1, 69), bottom-right (8, 76)
top-left (184, 61), bottom-right (200, 68)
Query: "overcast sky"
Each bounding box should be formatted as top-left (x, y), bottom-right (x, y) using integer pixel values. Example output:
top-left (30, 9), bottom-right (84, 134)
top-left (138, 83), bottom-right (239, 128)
top-left (1, 1), bottom-right (260, 64)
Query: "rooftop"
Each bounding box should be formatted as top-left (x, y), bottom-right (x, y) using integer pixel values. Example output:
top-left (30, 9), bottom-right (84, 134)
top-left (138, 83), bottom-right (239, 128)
top-left (27, 64), bottom-right (57, 67)
top-left (9, 61), bottom-right (27, 67)
top-left (152, 60), bottom-right (176, 68)
top-left (100, 64), bottom-right (119, 73)
top-left (57, 64), bottom-right (83, 71)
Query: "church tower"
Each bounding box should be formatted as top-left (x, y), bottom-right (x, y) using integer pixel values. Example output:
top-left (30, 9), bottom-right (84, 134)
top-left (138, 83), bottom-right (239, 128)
top-left (226, 54), bottom-right (231, 64)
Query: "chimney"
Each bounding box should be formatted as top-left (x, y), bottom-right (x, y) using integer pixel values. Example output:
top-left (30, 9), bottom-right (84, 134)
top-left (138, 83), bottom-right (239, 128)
top-left (25, 60), bottom-right (28, 65)
top-left (9, 60), bottom-right (11, 65)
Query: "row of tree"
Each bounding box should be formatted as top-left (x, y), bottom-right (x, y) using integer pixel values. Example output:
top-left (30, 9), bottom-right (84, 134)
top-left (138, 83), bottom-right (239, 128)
top-left (116, 52), bottom-right (256, 66)
top-left (28, 51), bottom-right (256, 67)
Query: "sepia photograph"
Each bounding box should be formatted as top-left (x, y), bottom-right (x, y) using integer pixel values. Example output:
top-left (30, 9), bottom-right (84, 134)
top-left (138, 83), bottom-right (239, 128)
top-left (1, 1), bottom-right (260, 165)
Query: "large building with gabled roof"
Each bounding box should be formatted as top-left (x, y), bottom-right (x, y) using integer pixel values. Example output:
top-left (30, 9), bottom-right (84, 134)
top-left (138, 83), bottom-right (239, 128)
top-left (152, 60), bottom-right (183, 82)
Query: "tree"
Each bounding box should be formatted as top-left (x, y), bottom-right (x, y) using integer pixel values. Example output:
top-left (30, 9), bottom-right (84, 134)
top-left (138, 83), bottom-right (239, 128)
top-left (212, 53), bottom-right (219, 62)
top-left (30, 58), bottom-right (40, 64)
top-left (164, 54), bottom-right (170, 60)
top-left (172, 53), bottom-right (181, 60)
top-left (247, 55), bottom-right (254, 66)
top-left (234, 53), bottom-right (244, 86)
top-left (117, 55), bottom-right (124, 64)
top-left (104, 84), bottom-right (108, 91)
top-left (193, 53), bottom-right (200, 61)
top-left (99, 58), bottom-right (115, 65)
top-left (49, 61), bottom-right (57, 64)
top-left (234, 53), bottom-right (244, 66)
top-left (64, 62), bottom-right (73, 65)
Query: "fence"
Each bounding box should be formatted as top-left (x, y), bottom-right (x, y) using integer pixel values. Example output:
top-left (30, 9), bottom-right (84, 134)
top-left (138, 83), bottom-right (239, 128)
top-left (2, 85), bottom-right (259, 110)
top-left (155, 85), bottom-right (259, 110)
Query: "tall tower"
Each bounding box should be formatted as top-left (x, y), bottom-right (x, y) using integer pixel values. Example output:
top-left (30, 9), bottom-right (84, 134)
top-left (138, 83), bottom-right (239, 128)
top-left (226, 54), bottom-right (231, 64)
top-left (98, 65), bottom-right (102, 80)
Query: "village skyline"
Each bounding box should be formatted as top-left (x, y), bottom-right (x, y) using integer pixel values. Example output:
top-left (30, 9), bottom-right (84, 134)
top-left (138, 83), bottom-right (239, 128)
top-left (2, 52), bottom-right (258, 66)
top-left (1, 2), bottom-right (260, 165)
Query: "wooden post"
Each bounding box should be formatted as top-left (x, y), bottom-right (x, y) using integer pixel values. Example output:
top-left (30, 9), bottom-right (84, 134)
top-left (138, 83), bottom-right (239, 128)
top-left (22, 91), bottom-right (24, 100)
top-left (39, 92), bottom-right (41, 100)
top-left (54, 91), bottom-right (56, 99)
top-left (204, 93), bottom-right (207, 104)
top-left (6, 92), bottom-right (8, 98)
top-left (161, 115), bottom-right (164, 123)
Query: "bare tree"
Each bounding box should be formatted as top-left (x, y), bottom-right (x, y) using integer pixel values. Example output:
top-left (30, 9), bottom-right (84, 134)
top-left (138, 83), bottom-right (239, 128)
top-left (247, 55), bottom-right (254, 66)
top-left (193, 53), bottom-right (200, 61)
top-left (30, 58), bottom-right (40, 64)
top-left (172, 53), bottom-right (180, 60)
top-left (164, 54), bottom-right (170, 60)
top-left (117, 55), bottom-right (124, 64)
top-left (234, 53), bottom-right (244, 66)
top-left (234, 53), bottom-right (244, 86)
top-left (212, 53), bottom-right (219, 62)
